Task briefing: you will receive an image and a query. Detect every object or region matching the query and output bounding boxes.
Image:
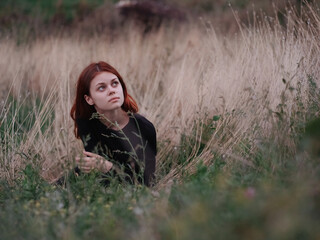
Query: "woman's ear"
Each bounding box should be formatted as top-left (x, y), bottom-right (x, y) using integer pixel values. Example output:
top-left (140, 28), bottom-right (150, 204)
top-left (84, 95), bottom-right (94, 105)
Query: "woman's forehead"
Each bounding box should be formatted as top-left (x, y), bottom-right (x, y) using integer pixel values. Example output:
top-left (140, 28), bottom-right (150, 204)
top-left (92, 72), bottom-right (118, 83)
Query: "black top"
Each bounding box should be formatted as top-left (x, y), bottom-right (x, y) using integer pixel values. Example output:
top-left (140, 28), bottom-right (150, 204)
top-left (76, 113), bottom-right (156, 187)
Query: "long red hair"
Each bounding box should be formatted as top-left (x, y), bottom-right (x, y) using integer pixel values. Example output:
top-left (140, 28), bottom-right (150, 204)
top-left (70, 61), bottom-right (138, 138)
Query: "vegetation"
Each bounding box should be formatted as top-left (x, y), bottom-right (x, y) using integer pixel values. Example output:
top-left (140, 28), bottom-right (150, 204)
top-left (0, 0), bottom-right (107, 24)
top-left (1, 1), bottom-right (320, 239)
top-left (1, 0), bottom-right (317, 36)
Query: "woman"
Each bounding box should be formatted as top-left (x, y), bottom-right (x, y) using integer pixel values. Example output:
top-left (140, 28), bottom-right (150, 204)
top-left (70, 61), bottom-right (156, 187)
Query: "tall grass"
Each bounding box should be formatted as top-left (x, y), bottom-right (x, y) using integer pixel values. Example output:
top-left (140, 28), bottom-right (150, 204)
top-left (0, 3), bottom-right (320, 239)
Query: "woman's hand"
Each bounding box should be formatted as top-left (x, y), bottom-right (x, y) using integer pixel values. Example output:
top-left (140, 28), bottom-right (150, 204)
top-left (75, 151), bottom-right (113, 173)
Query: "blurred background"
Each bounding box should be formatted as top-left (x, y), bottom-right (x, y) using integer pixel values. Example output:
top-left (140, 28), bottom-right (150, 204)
top-left (1, 1), bottom-right (320, 239)
top-left (0, 0), bottom-right (316, 39)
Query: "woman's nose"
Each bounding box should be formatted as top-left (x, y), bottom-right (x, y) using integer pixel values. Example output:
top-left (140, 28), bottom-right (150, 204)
top-left (108, 88), bottom-right (115, 95)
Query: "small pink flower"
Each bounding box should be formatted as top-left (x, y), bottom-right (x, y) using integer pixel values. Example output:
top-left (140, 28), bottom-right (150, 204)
top-left (244, 187), bottom-right (256, 199)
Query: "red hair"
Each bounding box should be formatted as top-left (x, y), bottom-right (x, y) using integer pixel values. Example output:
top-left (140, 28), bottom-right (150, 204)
top-left (70, 61), bottom-right (138, 138)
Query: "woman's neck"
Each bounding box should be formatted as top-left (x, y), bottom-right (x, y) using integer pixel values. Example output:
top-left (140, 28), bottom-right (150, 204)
top-left (99, 108), bottom-right (129, 130)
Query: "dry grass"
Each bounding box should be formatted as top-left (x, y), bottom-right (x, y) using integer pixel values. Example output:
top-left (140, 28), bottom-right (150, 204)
top-left (0, 4), bottom-right (319, 186)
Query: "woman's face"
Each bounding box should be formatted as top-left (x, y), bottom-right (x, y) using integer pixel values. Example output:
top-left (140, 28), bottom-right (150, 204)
top-left (84, 72), bottom-right (124, 114)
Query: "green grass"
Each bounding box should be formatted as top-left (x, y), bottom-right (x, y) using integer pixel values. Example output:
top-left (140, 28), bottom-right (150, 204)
top-left (0, 0), bottom-right (108, 24)
top-left (0, 95), bottom-right (54, 158)
top-left (0, 95), bottom-right (53, 136)
top-left (0, 0), bottom-right (313, 29)
top-left (1, 141), bottom-right (319, 239)
top-left (1, 86), bottom-right (320, 239)
top-left (0, 2), bottom-right (319, 238)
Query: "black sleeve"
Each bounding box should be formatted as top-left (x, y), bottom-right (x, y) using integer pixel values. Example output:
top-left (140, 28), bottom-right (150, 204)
top-left (136, 115), bottom-right (157, 187)
top-left (149, 122), bottom-right (157, 156)
top-left (75, 118), bottom-right (111, 176)
top-left (135, 114), bottom-right (157, 155)
top-left (76, 118), bottom-right (99, 153)
top-left (144, 125), bottom-right (156, 187)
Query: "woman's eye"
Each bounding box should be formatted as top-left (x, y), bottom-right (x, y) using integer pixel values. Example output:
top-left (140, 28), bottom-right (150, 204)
top-left (98, 86), bottom-right (105, 91)
top-left (112, 81), bottom-right (119, 87)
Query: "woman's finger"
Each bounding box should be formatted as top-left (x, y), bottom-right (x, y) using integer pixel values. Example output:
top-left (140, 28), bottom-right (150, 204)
top-left (83, 150), bottom-right (94, 157)
top-left (75, 156), bottom-right (81, 164)
top-left (83, 156), bottom-right (96, 163)
top-left (77, 151), bottom-right (104, 172)
top-left (81, 168), bottom-right (91, 173)
top-left (79, 161), bottom-right (92, 167)
top-left (79, 164), bottom-right (92, 171)
top-left (83, 151), bottom-right (100, 158)
top-left (76, 158), bottom-right (87, 166)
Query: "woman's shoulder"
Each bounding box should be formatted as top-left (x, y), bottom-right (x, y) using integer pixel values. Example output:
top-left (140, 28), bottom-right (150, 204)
top-left (76, 117), bottom-right (100, 134)
top-left (132, 113), bottom-right (157, 151)
top-left (76, 117), bottom-right (95, 127)
top-left (132, 113), bottom-right (156, 132)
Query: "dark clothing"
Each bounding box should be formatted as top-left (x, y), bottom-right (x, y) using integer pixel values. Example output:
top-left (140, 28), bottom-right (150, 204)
top-left (76, 113), bottom-right (156, 187)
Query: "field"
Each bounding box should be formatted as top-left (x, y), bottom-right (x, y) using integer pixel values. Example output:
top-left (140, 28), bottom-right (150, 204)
top-left (1, 1), bottom-right (320, 239)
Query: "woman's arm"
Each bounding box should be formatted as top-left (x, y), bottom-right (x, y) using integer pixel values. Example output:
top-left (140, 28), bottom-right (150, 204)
top-left (143, 121), bottom-right (157, 187)
top-left (76, 151), bottom-right (113, 173)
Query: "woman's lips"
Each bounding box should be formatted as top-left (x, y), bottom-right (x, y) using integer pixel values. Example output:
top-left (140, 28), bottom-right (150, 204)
top-left (108, 97), bottom-right (120, 102)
